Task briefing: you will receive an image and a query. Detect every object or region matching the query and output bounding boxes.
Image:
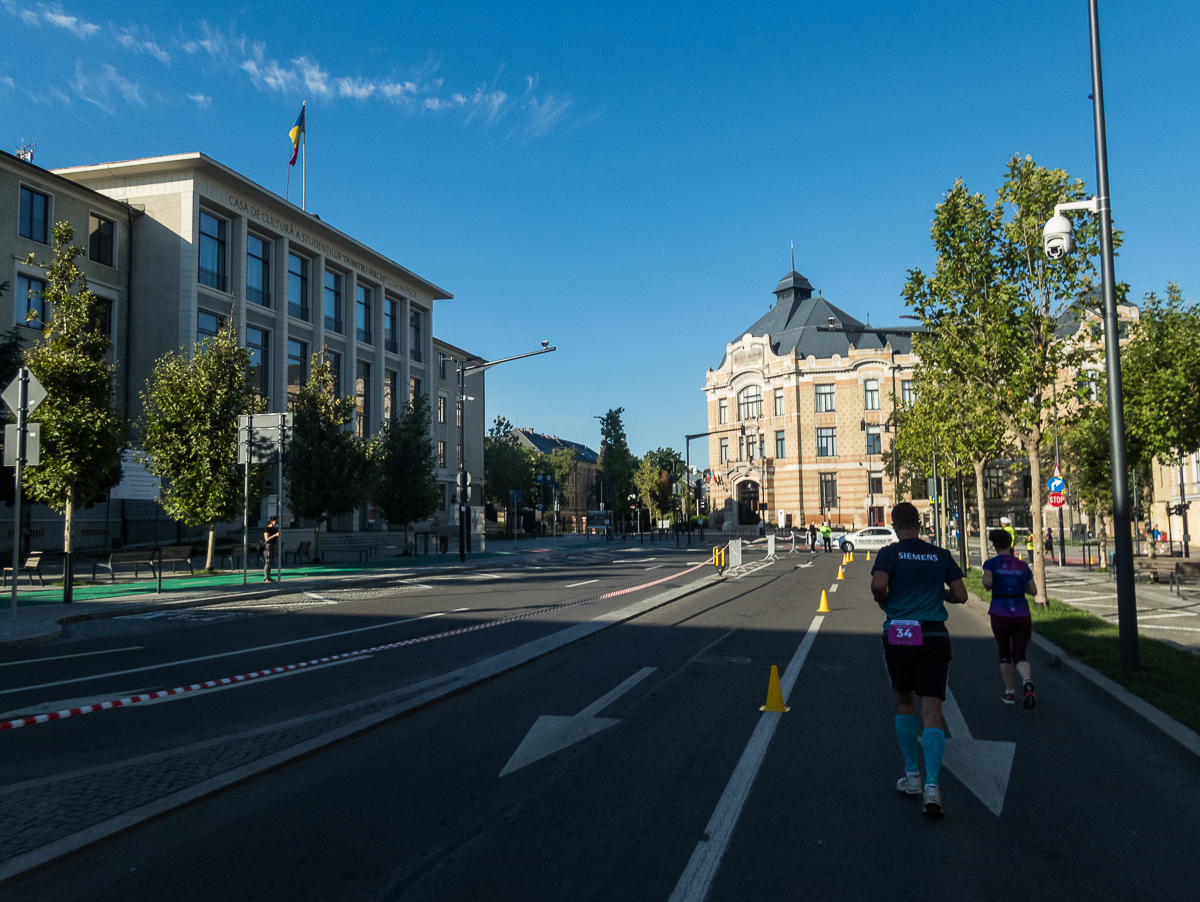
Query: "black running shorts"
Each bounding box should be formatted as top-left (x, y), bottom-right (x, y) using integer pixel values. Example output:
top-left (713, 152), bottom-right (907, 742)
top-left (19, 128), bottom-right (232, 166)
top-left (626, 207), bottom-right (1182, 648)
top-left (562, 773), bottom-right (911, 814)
top-left (881, 627), bottom-right (952, 699)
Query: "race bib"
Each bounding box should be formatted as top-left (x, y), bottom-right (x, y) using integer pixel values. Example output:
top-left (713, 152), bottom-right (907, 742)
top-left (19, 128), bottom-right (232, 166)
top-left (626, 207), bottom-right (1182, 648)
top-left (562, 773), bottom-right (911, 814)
top-left (888, 620), bottom-right (923, 646)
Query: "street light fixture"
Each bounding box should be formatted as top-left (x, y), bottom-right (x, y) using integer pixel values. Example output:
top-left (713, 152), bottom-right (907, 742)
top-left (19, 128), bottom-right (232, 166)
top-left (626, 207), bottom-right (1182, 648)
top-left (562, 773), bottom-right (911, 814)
top-left (455, 343), bottom-right (556, 562)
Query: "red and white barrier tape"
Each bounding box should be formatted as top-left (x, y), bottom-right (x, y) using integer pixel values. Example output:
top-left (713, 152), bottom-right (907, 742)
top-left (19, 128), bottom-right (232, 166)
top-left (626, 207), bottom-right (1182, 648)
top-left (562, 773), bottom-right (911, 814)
top-left (1, 563), bottom-right (705, 732)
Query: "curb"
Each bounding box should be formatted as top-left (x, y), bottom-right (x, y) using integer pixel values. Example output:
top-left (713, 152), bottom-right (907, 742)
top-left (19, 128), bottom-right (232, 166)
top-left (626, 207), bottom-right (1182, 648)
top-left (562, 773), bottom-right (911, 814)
top-left (0, 567), bottom-right (719, 885)
top-left (965, 592), bottom-right (1200, 761)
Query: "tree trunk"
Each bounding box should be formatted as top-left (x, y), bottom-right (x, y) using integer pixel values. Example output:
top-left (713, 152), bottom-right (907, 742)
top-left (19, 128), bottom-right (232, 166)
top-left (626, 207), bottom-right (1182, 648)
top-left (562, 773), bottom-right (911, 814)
top-left (405, 520), bottom-right (413, 554)
top-left (1098, 511), bottom-right (1108, 567)
top-left (206, 525), bottom-right (216, 570)
top-left (63, 485), bottom-right (74, 554)
top-left (1021, 431), bottom-right (1047, 606)
top-left (973, 459), bottom-right (989, 565)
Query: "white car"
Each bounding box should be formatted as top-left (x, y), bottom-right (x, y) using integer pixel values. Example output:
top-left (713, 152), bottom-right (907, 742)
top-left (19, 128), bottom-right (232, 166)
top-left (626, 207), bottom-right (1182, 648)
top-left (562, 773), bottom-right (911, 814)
top-left (839, 526), bottom-right (898, 552)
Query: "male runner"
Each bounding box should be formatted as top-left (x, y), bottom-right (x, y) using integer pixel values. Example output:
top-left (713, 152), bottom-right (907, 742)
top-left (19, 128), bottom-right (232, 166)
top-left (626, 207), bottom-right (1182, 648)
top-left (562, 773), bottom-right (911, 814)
top-left (871, 501), bottom-right (968, 816)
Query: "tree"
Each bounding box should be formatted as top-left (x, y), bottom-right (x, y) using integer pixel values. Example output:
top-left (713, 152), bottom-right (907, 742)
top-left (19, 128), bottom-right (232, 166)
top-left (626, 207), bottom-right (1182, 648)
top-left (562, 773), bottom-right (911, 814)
top-left (22, 223), bottom-right (126, 560)
top-left (375, 391), bottom-right (439, 550)
top-left (597, 408), bottom-right (635, 522)
top-left (534, 446), bottom-right (578, 525)
top-left (903, 158), bottom-right (1110, 603)
top-left (483, 416), bottom-right (534, 516)
top-left (285, 351), bottom-right (375, 561)
top-left (142, 314), bottom-right (264, 569)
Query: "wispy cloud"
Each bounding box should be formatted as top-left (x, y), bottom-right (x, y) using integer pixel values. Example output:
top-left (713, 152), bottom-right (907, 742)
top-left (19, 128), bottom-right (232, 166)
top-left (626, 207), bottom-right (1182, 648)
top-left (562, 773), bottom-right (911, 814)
top-left (41, 2), bottom-right (98, 37)
top-left (113, 25), bottom-right (170, 64)
top-left (187, 93), bottom-right (211, 109)
top-left (69, 61), bottom-right (145, 113)
top-left (521, 76), bottom-right (574, 140)
top-left (1, 0), bottom-right (38, 26)
top-left (0, 75), bottom-right (15, 90)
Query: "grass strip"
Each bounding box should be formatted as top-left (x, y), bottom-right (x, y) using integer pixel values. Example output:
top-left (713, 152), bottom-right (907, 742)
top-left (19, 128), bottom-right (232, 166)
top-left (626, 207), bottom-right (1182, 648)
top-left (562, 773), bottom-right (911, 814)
top-left (963, 570), bottom-right (1200, 735)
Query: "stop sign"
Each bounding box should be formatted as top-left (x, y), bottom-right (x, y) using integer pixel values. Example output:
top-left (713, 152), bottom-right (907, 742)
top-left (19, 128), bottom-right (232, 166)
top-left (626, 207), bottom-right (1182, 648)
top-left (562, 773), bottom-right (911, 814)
top-left (1049, 491), bottom-right (1064, 508)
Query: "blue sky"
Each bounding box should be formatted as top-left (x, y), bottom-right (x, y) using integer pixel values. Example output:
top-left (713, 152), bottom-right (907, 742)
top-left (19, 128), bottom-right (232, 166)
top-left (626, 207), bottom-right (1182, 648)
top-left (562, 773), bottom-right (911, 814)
top-left (2, 1), bottom-right (1197, 463)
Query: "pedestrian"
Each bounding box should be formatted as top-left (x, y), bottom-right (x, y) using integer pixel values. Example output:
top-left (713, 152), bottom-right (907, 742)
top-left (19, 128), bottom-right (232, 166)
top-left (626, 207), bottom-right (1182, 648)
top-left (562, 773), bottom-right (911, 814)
top-left (262, 515), bottom-right (279, 582)
top-left (871, 501), bottom-right (968, 817)
top-left (820, 520), bottom-right (833, 553)
top-left (1025, 530), bottom-right (1034, 563)
top-left (1044, 527), bottom-right (1055, 563)
top-left (982, 528), bottom-right (1037, 709)
top-left (1000, 516), bottom-right (1017, 550)
top-left (808, 522), bottom-right (818, 553)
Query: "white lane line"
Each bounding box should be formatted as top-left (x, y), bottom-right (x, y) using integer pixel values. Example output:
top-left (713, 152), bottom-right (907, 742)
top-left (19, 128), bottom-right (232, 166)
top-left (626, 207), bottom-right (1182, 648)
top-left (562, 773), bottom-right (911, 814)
top-left (1, 689), bottom-right (154, 719)
top-left (669, 615), bottom-right (824, 902)
top-left (613, 559), bottom-right (656, 564)
top-left (828, 584), bottom-right (838, 593)
top-left (1130, 612), bottom-right (1197, 619)
top-left (0, 646), bottom-right (145, 668)
top-left (0, 608), bottom-right (469, 698)
top-left (565, 580), bottom-right (599, 588)
top-left (1136, 624), bottom-right (1200, 633)
top-left (646, 565), bottom-right (665, 571)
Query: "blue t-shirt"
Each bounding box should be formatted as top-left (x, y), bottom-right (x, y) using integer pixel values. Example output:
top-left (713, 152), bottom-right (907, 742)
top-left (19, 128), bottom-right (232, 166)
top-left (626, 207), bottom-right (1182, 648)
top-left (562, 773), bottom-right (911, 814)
top-left (871, 538), bottom-right (965, 630)
top-left (982, 553), bottom-right (1033, 617)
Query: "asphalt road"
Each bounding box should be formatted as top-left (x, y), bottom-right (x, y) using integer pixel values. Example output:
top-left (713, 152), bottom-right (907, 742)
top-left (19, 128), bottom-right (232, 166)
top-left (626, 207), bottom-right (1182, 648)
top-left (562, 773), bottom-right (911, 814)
top-left (2, 543), bottom-right (1199, 901)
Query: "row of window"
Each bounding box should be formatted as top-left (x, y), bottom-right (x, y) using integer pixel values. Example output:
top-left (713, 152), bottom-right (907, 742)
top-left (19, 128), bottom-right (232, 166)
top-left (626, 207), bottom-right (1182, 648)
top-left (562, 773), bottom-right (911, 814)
top-left (435, 441), bottom-right (463, 470)
top-left (716, 424), bottom-right (887, 463)
top-left (718, 380), bottom-right (916, 423)
top-left (197, 310), bottom-right (425, 437)
top-left (17, 186), bottom-right (118, 267)
top-left (14, 273), bottom-right (112, 335)
top-left (198, 211), bottom-right (423, 359)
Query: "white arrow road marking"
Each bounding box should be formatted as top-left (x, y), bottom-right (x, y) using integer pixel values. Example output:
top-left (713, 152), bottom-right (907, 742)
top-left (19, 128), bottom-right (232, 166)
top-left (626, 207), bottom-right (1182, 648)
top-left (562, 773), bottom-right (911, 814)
top-left (499, 667), bottom-right (656, 776)
top-left (795, 561), bottom-right (814, 569)
top-left (940, 687), bottom-right (1016, 817)
top-left (828, 584), bottom-right (838, 593)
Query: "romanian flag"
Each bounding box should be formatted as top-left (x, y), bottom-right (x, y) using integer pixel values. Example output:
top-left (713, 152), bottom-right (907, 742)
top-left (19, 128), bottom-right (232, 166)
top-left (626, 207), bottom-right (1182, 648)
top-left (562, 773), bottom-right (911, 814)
top-left (288, 104), bottom-right (305, 166)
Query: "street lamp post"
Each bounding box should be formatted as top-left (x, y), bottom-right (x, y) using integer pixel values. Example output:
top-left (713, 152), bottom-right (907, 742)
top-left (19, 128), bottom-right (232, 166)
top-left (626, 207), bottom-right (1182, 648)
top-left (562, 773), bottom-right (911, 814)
top-left (456, 343), bottom-right (555, 563)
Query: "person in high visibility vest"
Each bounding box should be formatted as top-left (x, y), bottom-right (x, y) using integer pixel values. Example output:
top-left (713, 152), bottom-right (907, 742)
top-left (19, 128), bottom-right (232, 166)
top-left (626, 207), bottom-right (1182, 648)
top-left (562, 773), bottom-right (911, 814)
top-left (821, 521), bottom-right (833, 553)
top-left (1025, 530), bottom-right (1035, 563)
top-left (1000, 516), bottom-right (1017, 550)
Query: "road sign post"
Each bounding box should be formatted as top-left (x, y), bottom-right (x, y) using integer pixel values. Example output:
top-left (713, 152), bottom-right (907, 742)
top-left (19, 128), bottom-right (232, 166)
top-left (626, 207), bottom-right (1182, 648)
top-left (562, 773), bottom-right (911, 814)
top-left (4, 368), bottom-right (46, 625)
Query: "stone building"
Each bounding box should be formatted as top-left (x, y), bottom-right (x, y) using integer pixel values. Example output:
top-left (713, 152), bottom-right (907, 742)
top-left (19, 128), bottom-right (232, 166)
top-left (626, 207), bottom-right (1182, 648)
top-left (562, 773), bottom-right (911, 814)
top-left (704, 270), bottom-right (916, 530)
top-left (509, 428), bottom-right (598, 530)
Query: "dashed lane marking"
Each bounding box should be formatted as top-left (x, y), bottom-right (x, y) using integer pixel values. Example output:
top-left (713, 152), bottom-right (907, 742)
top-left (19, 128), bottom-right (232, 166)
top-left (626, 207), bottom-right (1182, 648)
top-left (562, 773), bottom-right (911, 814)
top-left (566, 580), bottom-right (599, 588)
top-left (0, 647), bottom-right (146, 668)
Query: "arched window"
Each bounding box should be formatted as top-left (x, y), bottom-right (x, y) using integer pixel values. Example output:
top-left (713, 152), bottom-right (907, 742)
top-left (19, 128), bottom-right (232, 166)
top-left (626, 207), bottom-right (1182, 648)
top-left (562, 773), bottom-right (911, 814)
top-left (737, 385), bottom-right (763, 420)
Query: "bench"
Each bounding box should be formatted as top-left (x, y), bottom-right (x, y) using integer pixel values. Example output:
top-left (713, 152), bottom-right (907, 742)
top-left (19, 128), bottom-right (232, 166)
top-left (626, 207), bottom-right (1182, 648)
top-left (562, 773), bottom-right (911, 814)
top-left (1173, 561), bottom-right (1200, 595)
top-left (211, 543), bottom-right (244, 570)
top-left (285, 540), bottom-right (312, 566)
top-left (2, 551), bottom-right (46, 587)
top-left (93, 549), bottom-right (159, 582)
top-left (1133, 558), bottom-right (1177, 584)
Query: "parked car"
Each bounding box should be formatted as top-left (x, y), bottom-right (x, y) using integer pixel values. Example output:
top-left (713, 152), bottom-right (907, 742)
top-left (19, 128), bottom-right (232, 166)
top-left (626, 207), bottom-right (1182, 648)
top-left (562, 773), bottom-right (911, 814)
top-left (839, 526), bottom-right (898, 552)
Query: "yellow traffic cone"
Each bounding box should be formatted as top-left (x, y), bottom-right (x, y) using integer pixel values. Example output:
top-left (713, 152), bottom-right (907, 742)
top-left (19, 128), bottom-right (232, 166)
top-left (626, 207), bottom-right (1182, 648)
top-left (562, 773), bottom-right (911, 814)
top-left (837, 564), bottom-right (844, 580)
top-left (849, 551), bottom-right (854, 563)
top-left (818, 589), bottom-right (830, 613)
top-left (760, 665), bottom-right (790, 712)
top-left (866, 551), bottom-right (872, 561)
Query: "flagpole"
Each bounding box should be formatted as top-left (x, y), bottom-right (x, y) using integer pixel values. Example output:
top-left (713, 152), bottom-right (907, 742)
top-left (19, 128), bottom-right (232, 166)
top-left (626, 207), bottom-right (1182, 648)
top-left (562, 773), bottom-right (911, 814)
top-left (301, 104), bottom-right (307, 212)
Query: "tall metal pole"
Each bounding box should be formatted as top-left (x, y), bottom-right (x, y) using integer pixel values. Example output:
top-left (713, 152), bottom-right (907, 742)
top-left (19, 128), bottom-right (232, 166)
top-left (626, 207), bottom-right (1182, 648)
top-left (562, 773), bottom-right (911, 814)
top-left (242, 454), bottom-right (249, 586)
top-left (931, 452), bottom-right (941, 547)
top-left (459, 361), bottom-right (467, 563)
top-left (277, 414), bottom-right (285, 583)
top-left (1179, 459), bottom-right (1190, 559)
top-left (1053, 381), bottom-right (1066, 568)
top-left (1089, 0), bottom-right (1138, 669)
top-left (9, 370), bottom-right (27, 632)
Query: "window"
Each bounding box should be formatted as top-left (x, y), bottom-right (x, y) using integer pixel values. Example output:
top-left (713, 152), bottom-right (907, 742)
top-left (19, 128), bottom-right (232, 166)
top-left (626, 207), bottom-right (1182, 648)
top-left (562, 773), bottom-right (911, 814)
top-left (737, 385), bottom-right (763, 420)
top-left (815, 383), bottom-right (836, 412)
top-left (869, 472), bottom-right (884, 495)
top-left (409, 376), bottom-right (422, 402)
top-left (439, 353), bottom-right (448, 380)
top-left (15, 274), bottom-right (48, 329)
top-left (866, 425), bottom-right (882, 455)
top-left (18, 187), bottom-right (48, 243)
top-left (324, 271), bottom-right (342, 333)
top-left (384, 300), bottom-right (398, 352)
top-left (775, 431), bottom-right (786, 459)
top-left (819, 473), bottom-right (838, 511)
top-left (773, 388), bottom-right (784, 417)
top-left (864, 379), bottom-right (880, 410)
top-left (356, 361), bottom-right (371, 437)
top-left (89, 298), bottom-right (113, 339)
top-left (198, 211), bottom-right (227, 291)
top-left (410, 309), bottom-right (423, 361)
top-left (287, 339), bottom-right (307, 408)
top-left (247, 235), bottom-right (270, 307)
top-left (456, 396), bottom-right (461, 427)
top-left (356, 285), bottom-right (372, 343)
top-left (816, 427), bottom-right (837, 457)
top-left (438, 441), bottom-right (446, 468)
top-left (197, 310), bottom-right (223, 340)
top-left (744, 436), bottom-right (755, 460)
top-left (384, 369), bottom-right (398, 419)
top-left (88, 214), bottom-right (115, 267)
top-left (901, 380), bottom-right (915, 407)
top-left (718, 399), bottom-right (728, 424)
top-left (440, 483), bottom-right (448, 512)
top-left (328, 351), bottom-right (342, 395)
top-left (288, 253), bottom-right (309, 320)
top-left (457, 443), bottom-right (462, 467)
top-left (984, 466), bottom-right (1005, 500)
top-left (719, 438), bottom-right (729, 463)
top-left (759, 436), bottom-right (765, 458)
top-left (438, 395), bottom-right (447, 424)
top-left (246, 326), bottom-right (269, 397)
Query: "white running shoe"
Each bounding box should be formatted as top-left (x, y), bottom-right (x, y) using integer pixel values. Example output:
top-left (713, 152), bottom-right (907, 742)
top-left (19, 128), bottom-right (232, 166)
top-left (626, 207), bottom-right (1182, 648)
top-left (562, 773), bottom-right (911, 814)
top-left (923, 784), bottom-right (943, 817)
top-left (896, 772), bottom-right (922, 795)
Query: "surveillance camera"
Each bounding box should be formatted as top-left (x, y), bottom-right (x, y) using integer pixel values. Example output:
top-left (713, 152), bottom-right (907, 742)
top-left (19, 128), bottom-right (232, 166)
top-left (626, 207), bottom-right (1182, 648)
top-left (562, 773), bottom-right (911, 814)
top-left (541, 340), bottom-right (549, 349)
top-left (1043, 212), bottom-right (1074, 260)
top-left (827, 316), bottom-right (837, 328)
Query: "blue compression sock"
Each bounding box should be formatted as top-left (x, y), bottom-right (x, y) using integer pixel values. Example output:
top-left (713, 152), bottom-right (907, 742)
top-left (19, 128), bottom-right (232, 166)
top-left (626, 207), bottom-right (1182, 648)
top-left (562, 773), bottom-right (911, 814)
top-left (923, 727), bottom-right (945, 785)
top-left (894, 715), bottom-right (919, 773)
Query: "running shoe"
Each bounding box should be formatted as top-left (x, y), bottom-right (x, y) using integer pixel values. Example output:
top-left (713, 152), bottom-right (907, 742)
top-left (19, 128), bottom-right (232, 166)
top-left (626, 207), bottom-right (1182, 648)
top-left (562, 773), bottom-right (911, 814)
top-left (1023, 680), bottom-right (1037, 710)
top-left (896, 772), bottom-right (922, 795)
top-left (923, 784), bottom-right (943, 817)
top-left (1002, 690), bottom-right (1017, 705)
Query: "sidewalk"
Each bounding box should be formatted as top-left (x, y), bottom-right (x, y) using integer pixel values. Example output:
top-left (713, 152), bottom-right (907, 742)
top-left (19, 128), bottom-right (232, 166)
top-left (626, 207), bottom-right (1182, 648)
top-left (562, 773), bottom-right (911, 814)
top-left (0, 535), bottom-right (604, 649)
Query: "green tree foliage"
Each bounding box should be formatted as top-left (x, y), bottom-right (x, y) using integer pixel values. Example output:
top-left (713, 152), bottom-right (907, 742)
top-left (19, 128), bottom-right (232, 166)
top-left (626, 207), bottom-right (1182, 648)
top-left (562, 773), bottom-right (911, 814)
top-left (597, 408), bottom-right (635, 520)
top-left (285, 351), bottom-right (375, 561)
top-left (141, 314), bottom-right (264, 568)
top-left (483, 416), bottom-right (535, 512)
top-left (22, 223), bottom-right (126, 554)
top-left (903, 157), bottom-right (1111, 602)
top-left (534, 446), bottom-right (578, 524)
top-left (375, 391), bottom-right (439, 549)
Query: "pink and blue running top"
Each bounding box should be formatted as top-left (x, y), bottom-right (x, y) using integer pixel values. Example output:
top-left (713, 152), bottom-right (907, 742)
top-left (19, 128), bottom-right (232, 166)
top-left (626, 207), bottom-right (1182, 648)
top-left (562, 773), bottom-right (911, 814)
top-left (982, 553), bottom-right (1033, 617)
